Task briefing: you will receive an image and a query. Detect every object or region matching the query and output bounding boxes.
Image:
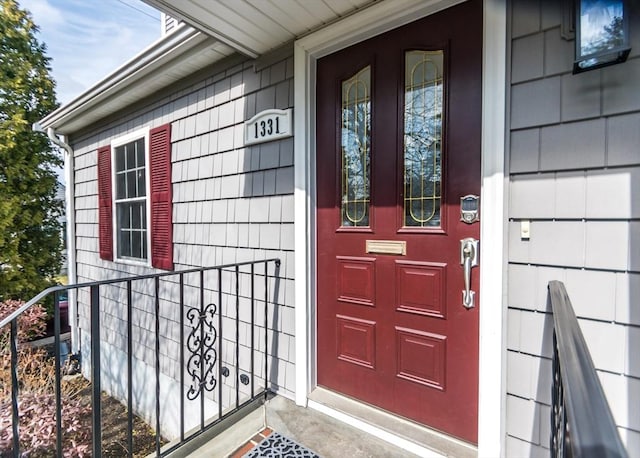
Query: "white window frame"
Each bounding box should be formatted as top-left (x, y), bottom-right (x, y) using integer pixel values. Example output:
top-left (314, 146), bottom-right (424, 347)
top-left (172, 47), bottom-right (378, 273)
top-left (111, 127), bottom-right (152, 267)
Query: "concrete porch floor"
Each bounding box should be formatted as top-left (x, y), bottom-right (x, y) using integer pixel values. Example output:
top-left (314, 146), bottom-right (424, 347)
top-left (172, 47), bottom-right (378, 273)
top-left (184, 395), bottom-right (424, 458)
top-left (178, 390), bottom-right (477, 458)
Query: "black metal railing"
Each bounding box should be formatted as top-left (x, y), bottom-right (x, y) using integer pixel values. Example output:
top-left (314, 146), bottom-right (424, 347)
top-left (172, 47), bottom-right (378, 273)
top-left (549, 280), bottom-right (628, 458)
top-left (0, 258), bottom-right (280, 457)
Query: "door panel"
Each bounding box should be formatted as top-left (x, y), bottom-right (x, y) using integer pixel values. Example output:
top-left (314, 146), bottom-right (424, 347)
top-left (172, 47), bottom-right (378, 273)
top-left (316, 0), bottom-right (482, 443)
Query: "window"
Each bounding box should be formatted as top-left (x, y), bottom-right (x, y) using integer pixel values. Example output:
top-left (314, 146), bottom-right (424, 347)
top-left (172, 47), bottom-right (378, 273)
top-left (403, 50), bottom-right (444, 228)
top-left (341, 66), bottom-right (371, 227)
top-left (114, 136), bottom-right (148, 261)
top-left (97, 124), bottom-right (173, 270)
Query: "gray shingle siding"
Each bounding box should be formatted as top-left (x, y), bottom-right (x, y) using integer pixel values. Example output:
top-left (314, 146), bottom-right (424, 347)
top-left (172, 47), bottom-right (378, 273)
top-left (70, 48), bottom-right (296, 437)
top-left (507, 2), bottom-right (640, 455)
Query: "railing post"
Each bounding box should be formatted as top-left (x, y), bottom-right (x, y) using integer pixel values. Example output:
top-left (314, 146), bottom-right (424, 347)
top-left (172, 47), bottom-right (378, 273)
top-left (90, 285), bottom-right (102, 457)
top-left (217, 268), bottom-right (223, 420)
top-left (250, 263), bottom-right (255, 398)
top-left (54, 291), bottom-right (63, 458)
top-left (179, 273), bottom-right (185, 442)
top-left (264, 261), bottom-right (268, 396)
top-left (235, 265), bottom-right (240, 408)
top-left (155, 277), bottom-right (161, 457)
top-left (200, 270), bottom-right (205, 430)
top-left (10, 319), bottom-right (19, 458)
top-left (127, 280), bottom-right (133, 458)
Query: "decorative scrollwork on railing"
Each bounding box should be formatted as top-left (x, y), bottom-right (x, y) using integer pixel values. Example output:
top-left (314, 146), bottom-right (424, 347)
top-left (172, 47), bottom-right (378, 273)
top-left (186, 302), bottom-right (217, 401)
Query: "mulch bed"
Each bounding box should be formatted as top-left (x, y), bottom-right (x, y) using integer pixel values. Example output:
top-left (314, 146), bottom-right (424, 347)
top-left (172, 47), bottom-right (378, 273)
top-left (0, 353), bottom-right (162, 457)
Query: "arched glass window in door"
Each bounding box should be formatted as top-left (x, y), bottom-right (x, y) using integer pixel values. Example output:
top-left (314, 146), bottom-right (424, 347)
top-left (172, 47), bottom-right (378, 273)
top-left (341, 66), bottom-right (371, 227)
top-left (404, 51), bottom-right (443, 228)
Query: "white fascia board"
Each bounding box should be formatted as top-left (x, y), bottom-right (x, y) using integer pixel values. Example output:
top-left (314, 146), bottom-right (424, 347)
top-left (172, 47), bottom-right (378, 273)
top-left (39, 23), bottom-right (213, 134)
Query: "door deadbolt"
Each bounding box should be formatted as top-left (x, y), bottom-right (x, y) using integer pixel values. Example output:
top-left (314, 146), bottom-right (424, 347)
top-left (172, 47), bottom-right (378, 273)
top-left (460, 195), bottom-right (480, 224)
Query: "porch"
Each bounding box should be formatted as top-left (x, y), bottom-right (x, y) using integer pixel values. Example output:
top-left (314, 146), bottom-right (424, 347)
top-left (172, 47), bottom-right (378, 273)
top-left (0, 259), bottom-right (626, 457)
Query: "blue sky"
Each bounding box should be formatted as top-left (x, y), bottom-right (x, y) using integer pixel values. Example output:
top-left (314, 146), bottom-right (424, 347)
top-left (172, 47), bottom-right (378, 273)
top-left (20, 0), bottom-right (162, 105)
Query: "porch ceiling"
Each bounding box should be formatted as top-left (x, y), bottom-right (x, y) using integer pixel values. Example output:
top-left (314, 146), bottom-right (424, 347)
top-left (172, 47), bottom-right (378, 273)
top-left (142, 0), bottom-right (376, 58)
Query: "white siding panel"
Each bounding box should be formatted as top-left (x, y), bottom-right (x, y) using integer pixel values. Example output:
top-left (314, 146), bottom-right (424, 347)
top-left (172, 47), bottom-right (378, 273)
top-left (506, 395), bottom-right (540, 444)
top-left (507, 351), bottom-right (532, 399)
top-left (586, 168), bottom-right (640, 219)
top-left (584, 221), bottom-right (629, 271)
top-left (509, 173), bottom-right (555, 218)
top-left (518, 310), bottom-right (553, 359)
top-left (564, 269), bottom-right (617, 322)
top-left (528, 221), bottom-right (585, 267)
top-left (598, 371), bottom-right (640, 432)
top-left (554, 171), bottom-right (586, 219)
top-left (615, 273), bottom-right (640, 326)
top-left (579, 320), bottom-right (626, 374)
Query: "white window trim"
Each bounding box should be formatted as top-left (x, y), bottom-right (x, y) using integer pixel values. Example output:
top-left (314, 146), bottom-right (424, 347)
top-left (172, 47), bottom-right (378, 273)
top-left (111, 127), bottom-right (152, 267)
top-left (293, 0), bottom-right (507, 456)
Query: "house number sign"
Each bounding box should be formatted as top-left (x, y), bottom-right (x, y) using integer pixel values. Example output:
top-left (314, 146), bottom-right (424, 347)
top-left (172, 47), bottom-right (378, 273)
top-left (244, 108), bottom-right (293, 146)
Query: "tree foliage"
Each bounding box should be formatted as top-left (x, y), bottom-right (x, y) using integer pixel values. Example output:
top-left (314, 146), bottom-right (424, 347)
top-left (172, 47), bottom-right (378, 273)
top-left (0, 0), bottom-right (61, 301)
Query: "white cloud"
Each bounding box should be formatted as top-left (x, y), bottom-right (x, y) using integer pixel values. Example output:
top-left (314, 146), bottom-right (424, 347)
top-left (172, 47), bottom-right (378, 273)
top-left (20, 0), bottom-right (161, 104)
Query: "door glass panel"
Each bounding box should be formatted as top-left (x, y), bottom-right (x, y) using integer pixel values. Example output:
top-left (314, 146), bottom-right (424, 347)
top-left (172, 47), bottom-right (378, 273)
top-left (404, 51), bottom-right (443, 228)
top-left (341, 66), bottom-right (371, 227)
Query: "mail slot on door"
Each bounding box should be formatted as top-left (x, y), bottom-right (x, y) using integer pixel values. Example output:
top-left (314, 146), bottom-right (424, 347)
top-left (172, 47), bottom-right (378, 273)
top-left (460, 195), bottom-right (479, 224)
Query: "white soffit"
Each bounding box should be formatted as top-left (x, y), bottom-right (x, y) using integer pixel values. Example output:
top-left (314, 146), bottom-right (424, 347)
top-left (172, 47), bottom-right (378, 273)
top-left (40, 24), bottom-right (234, 134)
top-left (142, 0), bottom-right (376, 58)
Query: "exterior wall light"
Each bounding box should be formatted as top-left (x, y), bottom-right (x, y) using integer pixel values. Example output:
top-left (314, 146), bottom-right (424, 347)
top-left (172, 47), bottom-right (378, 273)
top-left (574, 0), bottom-right (631, 73)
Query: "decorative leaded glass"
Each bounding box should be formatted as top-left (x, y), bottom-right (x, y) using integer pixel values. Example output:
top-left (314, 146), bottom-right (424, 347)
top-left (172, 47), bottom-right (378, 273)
top-left (341, 66), bottom-right (371, 227)
top-left (404, 51), bottom-right (443, 228)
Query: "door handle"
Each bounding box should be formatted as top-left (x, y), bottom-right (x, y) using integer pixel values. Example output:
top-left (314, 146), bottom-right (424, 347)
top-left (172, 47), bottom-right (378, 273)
top-left (460, 238), bottom-right (479, 309)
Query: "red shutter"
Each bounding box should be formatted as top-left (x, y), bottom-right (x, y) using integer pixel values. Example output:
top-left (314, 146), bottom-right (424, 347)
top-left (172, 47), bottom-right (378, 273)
top-left (97, 145), bottom-right (113, 261)
top-left (149, 124), bottom-right (173, 270)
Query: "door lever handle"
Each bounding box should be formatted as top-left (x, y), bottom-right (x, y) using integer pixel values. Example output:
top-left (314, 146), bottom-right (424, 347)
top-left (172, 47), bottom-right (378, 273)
top-left (460, 238), bottom-right (479, 309)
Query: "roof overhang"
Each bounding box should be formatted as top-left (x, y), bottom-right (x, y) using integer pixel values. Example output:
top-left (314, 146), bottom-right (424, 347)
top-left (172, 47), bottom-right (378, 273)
top-left (39, 23), bottom-right (234, 134)
top-left (142, 0), bottom-right (376, 58)
top-left (39, 0), bottom-right (379, 135)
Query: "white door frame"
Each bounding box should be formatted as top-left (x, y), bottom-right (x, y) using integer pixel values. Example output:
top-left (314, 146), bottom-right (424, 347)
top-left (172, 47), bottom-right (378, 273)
top-left (292, 0), bottom-right (507, 455)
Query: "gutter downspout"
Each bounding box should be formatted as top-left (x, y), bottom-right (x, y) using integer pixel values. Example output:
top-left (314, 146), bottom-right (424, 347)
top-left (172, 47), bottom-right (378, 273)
top-left (33, 123), bottom-right (79, 353)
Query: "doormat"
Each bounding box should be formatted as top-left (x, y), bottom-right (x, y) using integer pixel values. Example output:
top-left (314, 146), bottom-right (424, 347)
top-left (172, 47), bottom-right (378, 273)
top-left (243, 432), bottom-right (320, 458)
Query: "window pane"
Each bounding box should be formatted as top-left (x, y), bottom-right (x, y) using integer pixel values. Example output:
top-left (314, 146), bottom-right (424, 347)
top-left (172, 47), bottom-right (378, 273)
top-left (140, 203), bottom-right (147, 230)
top-left (118, 203), bottom-right (131, 228)
top-left (116, 172), bottom-right (126, 200)
top-left (142, 233), bottom-right (147, 259)
top-left (136, 139), bottom-right (145, 167)
top-left (115, 145), bottom-right (125, 172)
top-left (132, 230), bottom-right (142, 259)
top-left (118, 227), bottom-right (131, 259)
top-left (137, 169), bottom-right (146, 197)
top-left (126, 171), bottom-right (138, 198)
top-left (131, 201), bottom-right (145, 229)
top-left (126, 143), bottom-right (136, 169)
top-left (341, 66), bottom-right (371, 227)
top-left (404, 51), bottom-right (443, 228)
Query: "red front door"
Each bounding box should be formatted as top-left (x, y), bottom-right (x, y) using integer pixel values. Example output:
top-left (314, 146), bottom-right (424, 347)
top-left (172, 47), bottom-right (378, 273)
top-left (316, 0), bottom-right (482, 443)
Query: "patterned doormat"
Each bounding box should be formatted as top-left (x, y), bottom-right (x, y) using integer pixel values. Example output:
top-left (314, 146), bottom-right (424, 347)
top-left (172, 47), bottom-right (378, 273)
top-left (243, 432), bottom-right (320, 458)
